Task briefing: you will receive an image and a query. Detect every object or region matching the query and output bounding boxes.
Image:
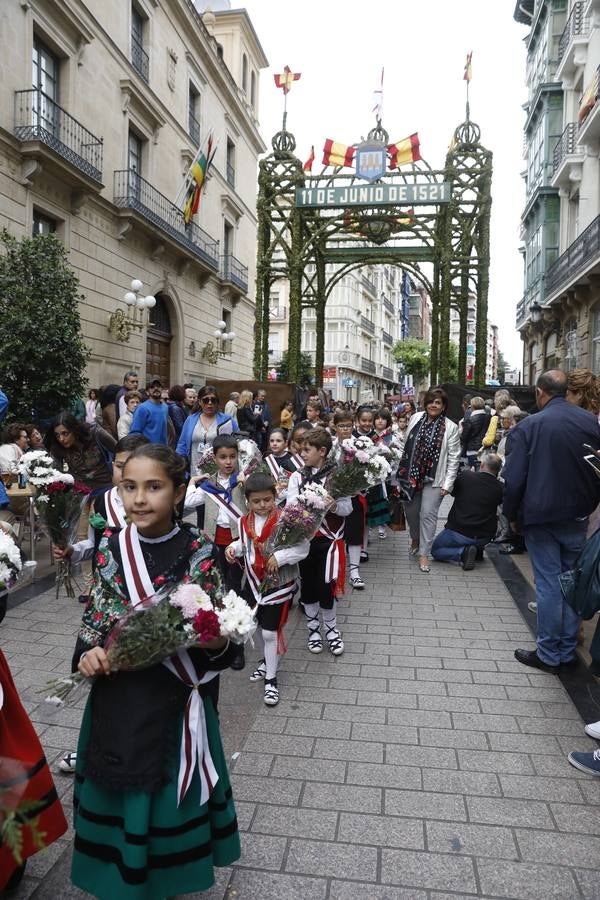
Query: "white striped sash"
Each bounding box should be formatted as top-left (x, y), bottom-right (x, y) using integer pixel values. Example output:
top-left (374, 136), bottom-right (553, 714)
top-left (202, 487), bottom-right (243, 523)
top-left (317, 517), bottom-right (345, 584)
top-left (264, 454), bottom-right (282, 480)
top-left (241, 519), bottom-right (295, 606)
top-left (105, 486), bottom-right (127, 529)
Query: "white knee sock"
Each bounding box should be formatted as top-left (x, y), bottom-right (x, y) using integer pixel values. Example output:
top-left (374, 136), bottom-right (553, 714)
top-left (322, 608), bottom-right (338, 633)
top-left (348, 544), bottom-right (361, 569)
top-left (262, 629), bottom-right (278, 680)
top-left (304, 602), bottom-right (320, 630)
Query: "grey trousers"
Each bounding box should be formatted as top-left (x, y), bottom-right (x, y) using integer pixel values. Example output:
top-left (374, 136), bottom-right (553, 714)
top-left (404, 483), bottom-right (444, 556)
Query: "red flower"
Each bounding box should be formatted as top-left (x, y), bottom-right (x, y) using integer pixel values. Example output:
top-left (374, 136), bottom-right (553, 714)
top-left (74, 481), bottom-right (92, 495)
top-left (114, 575), bottom-right (122, 585)
top-left (96, 552), bottom-right (107, 567)
top-left (192, 608), bottom-right (220, 642)
top-left (204, 582), bottom-right (214, 593)
top-left (154, 575), bottom-right (166, 587)
top-left (200, 560), bottom-right (212, 572)
top-left (190, 540), bottom-right (199, 550)
top-left (93, 611), bottom-right (102, 622)
top-left (103, 529), bottom-right (112, 537)
top-left (47, 481), bottom-right (67, 494)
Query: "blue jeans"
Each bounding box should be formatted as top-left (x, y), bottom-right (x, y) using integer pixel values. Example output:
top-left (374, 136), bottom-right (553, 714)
top-left (432, 528), bottom-right (485, 563)
top-left (524, 519), bottom-right (587, 667)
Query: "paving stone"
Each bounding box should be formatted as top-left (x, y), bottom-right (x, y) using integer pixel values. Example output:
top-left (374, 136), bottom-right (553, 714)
top-left (242, 731), bottom-right (315, 757)
top-left (423, 769), bottom-right (501, 796)
top-left (385, 788), bottom-right (466, 822)
top-left (488, 732), bottom-right (562, 754)
top-left (467, 795), bottom-right (554, 828)
top-left (329, 882), bottom-right (427, 900)
top-left (499, 773), bottom-right (585, 803)
top-left (457, 749), bottom-right (535, 774)
top-left (448, 682), bottom-right (508, 699)
top-left (386, 708), bottom-right (453, 728)
top-left (312, 737), bottom-right (384, 762)
top-left (247, 716), bottom-right (287, 735)
top-left (269, 755), bottom-right (346, 784)
top-left (516, 828), bottom-right (600, 867)
top-left (338, 811), bottom-right (424, 849)
top-left (302, 782), bottom-right (382, 814)
top-left (346, 761), bottom-right (422, 790)
top-left (230, 774), bottom-right (302, 806)
top-left (284, 717), bottom-right (351, 739)
top-left (418, 727), bottom-right (489, 750)
top-left (388, 679), bottom-right (447, 696)
top-left (426, 821), bottom-right (518, 859)
top-left (516, 716), bottom-right (586, 736)
top-left (285, 837), bottom-right (378, 881)
top-left (228, 869), bottom-right (328, 900)
top-left (253, 700), bottom-right (323, 719)
top-left (417, 667), bottom-right (473, 683)
top-left (531, 753), bottom-right (594, 778)
top-left (476, 858), bottom-right (580, 900)
top-left (380, 848), bottom-right (477, 893)
top-left (323, 703), bottom-right (388, 722)
top-left (231, 752), bottom-right (273, 777)
top-left (251, 804), bottom-right (338, 840)
top-left (296, 687), bottom-right (358, 705)
top-left (350, 722), bottom-right (418, 745)
top-left (386, 744), bottom-right (458, 769)
top-left (550, 801), bottom-right (600, 835)
top-left (232, 831), bottom-right (287, 871)
top-left (574, 867), bottom-right (600, 900)
top-left (480, 698), bottom-right (546, 717)
top-left (417, 694), bottom-right (480, 713)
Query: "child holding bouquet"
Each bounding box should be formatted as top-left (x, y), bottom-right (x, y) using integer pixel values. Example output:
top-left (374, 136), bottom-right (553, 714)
top-left (184, 435), bottom-right (247, 669)
top-left (287, 429), bottom-right (352, 656)
top-left (225, 472), bottom-right (310, 706)
top-left (332, 410), bottom-right (367, 591)
top-left (367, 407), bottom-right (394, 538)
top-left (70, 444), bottom-right (240, 900)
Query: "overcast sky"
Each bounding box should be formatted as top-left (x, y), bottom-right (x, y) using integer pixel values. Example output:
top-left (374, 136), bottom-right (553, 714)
top-left (241, 0), bottom-right (528, 370)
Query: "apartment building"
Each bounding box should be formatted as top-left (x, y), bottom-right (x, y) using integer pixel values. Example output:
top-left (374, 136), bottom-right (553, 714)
top-left (0, 0), bottom-right (267, 388)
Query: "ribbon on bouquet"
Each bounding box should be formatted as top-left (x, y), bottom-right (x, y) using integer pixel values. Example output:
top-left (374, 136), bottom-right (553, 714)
top-left (163, 650), bottom-right (219, 806)
top-left (317, 515), bottom-right (346, 598)
top-left (118, 523), bottom-right (219, 805)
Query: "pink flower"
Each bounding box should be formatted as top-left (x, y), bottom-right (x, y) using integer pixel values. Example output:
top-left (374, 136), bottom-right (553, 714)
top-left (170, 583), bottom-right (212, 619)
top-left (96, 553), bottom-right (107, 567)
top-left (93, 611), bottom-right (102, 622)
top-left (114, 576), bottom-right (122, 585)
top-left (200, 560), bottom-right (212, 572)
top-left (190, 540), bottom-right (199, 550)
top-left (154, 575), bottom-right (167, 587)
top-left (204, 582), bottom-right (214, 593)
top-left (103, 529), bottom-right (112, 537)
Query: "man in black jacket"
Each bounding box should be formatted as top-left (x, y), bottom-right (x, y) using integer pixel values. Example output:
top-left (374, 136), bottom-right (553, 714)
top-left (503, 370), bottom-right (600, 673)
top-left (432, 453), bottom-right (503, 570)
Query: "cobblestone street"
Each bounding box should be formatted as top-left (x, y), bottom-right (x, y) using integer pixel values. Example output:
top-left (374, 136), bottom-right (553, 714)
top-left (4, 523), bottom-right (600, 899)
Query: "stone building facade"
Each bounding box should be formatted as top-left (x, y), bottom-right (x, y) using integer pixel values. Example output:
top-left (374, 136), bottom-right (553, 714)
top-left (0, 0), bottom-right (266, 390)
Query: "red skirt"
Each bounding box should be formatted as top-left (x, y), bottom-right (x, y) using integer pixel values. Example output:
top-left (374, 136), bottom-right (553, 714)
top-left (0, 650), bottom-right (68, 889)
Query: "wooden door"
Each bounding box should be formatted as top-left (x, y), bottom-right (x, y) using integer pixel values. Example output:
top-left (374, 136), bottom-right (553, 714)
top-left (146, 294), bottom-right (171, 386)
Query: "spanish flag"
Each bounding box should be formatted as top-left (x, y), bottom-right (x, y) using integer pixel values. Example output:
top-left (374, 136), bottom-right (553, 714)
top-left (464, 51), bottom-right (473, 83)
top-left (274, 66), bottom-right (301, 94)
top-left (579, 71), bottom-right (599, 124)
top-left (322, 139), bottom-right (355, 168)
top-left (303, 145), bottom-right (315, 172)
top-left (183, 134), bottom-right (215, 225)
top-left (387, 134), bottom-right (421, 170)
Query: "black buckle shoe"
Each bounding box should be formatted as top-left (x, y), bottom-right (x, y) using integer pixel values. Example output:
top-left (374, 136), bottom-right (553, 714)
top-left (230, 644), bottom-right (246, 670)
top-left (514, 648), bottom-right (559, 673)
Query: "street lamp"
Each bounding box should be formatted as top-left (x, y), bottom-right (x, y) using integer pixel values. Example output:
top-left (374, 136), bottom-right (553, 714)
top-left (108, 278), bottom-right (157, 342)
top-left (201, 319), bottom-right (236, 364)
top-left (529, 300), bottom-right (542, 325)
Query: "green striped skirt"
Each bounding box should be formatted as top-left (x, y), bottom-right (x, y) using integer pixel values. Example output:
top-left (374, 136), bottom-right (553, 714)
top-left (71, 695), bottom-right (240, 900)
top-left (366, 483), bottom-right (391, 527)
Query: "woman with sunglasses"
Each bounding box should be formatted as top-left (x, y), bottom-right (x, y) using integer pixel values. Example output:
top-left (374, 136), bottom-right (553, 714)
top-left (176, 385), bottom-right (239, 475)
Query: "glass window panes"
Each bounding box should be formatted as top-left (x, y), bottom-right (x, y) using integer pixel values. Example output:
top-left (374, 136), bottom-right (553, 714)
top-left (131, 5), bottom-right (144, 46)
top-left (32, 211), bottom-right (57, 237)
top-left (32, 37), bottom-right (58, 100)
top-left (128, 130), bottom-right (142, 173)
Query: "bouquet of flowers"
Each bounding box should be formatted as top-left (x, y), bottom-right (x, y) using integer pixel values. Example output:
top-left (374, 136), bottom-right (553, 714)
top-left (19, 451), bottom-right (91, 599)
top-left (325, 435), bottom-right (392, 499)
top-left (0, 526), bottom-right (22, 591)
top-left (195, 445), bottom-right (219, 477)
top-left (44, 582), bottom-right (255, 705)
top-left (0, 758), bottom-right (47, 866)
top-left (237, 438), bottom-right (264, 479)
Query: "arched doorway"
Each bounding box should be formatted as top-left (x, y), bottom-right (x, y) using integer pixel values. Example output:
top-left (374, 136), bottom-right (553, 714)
top-left (146, 293), bottom-right (171, 385)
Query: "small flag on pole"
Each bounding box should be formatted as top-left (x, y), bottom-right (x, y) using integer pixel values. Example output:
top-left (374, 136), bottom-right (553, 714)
top-left (372, 67), bottom-right (384, 122)
top-left (387, 134), bottom-right (421, 170)
top-left (322, 139), bottom-right (355, 168)
top-left (464, 52), bottom-right (473, 83)
top-left (183, 132), bottom-right (216, 225)
top-left (274, 65), bottom-right (301, 94)
top-left (303, 145), bottom-right (315, 172)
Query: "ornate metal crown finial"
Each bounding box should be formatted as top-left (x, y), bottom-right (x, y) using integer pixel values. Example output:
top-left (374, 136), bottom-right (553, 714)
top-left (272, 129), bottom-right (297, 154)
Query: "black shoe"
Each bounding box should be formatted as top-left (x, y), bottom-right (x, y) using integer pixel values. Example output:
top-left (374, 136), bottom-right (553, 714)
top-left (461, 545), bottom-right (478, 571)
top-left (514, 648), bottom-right (560, 673)
top-left (475, 547), bottom-right (484, 562)
top-left (561, 656), bottom-right (580, 670)
top-left (230, 645), bottom-right (246, 671)
top-left (78, 594), bottom-right (89, 604)
top-left (500, 544), bottom-right (525, 555)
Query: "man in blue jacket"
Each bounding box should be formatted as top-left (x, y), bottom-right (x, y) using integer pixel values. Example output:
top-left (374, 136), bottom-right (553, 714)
top-left (503, 370), bottom-right (600, 672)
top-left (130, 378), bottom-right (169, 444)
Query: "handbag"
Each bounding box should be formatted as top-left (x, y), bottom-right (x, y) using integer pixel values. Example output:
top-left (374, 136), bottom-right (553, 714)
top-left (388, 494), bottom-right (406, 532)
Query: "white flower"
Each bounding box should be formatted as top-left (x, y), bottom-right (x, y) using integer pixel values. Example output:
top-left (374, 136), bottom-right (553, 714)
top-left (53, 471), bottom-right (74, 485)
top-left (169, 584), bottom-right (213, 619)
top-left (355, 450), bottom-right (370, 464)
top-left (0, 531), bottom-right (22, 570)
top-left (300, 483), bottom-right (330, 510)
top-left (216, 590), bottom-right (257, 642)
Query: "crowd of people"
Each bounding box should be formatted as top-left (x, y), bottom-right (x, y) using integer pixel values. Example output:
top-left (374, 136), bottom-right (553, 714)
top-left (2, 366), bottom-right (600, 897)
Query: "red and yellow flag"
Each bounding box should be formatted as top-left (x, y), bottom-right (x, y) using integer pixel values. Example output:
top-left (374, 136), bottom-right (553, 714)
top-left (322, 139), bottom-right (355, 168)
top-left (183, 133), bottom-right (215, 225)
top-left (303, 145), bottom-right (315, 172)
top-left (579, 70), bottom-right (599, 124)
top-left (387, 134), bottom-right (421, 170)
top-left (274, 65), bottom-right (301, 94)
top-left (464, 51), bottom-right (473, 83)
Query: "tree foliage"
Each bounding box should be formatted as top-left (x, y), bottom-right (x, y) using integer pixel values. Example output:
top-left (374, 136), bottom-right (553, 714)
top-left (496, 349), bottom-right (507, 383)
top-left (392, 338), bottom-right (431, 383)
top-left (277, 349), bottom-right (313, 386)
top-left (0, 231), bottom-right (89, 422)
top-left (448, 341), bottom-right (459, 383)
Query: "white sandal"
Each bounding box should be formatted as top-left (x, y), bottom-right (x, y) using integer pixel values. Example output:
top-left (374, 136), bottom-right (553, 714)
top-left (325, 623), bottom-right (344, 656)
top-left (307, 615), bottom-right (323, 653)
top-left (249, 659), bottom-right (266, 682)
top-left (264, 678), bottom-right (279, 706)
top-left (350, 567), bottom-right (365, 590)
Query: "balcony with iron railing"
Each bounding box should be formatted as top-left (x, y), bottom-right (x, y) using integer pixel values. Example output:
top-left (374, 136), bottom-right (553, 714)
top-left (382, 329), bottom-right (393, 345)
top-left (220, 254), bottom-right (248, 294)
top-left (226, 162), bottom-right (235, 188)
top-left (578, 64), bottom-right (600, 145)
top-left (188, 111), bottom-right (200, 146)
top-left (557, 2), bottom-right (589, 80)
top-left (114, 169), bottom-right (219, 270)
top-left (382, 365), bottom-right (394, 381)
top-left (361, 275), bottom-right (377, 295)
top-left (545, 212), bottom-right (600, 301)
top-left (361, 357), bottom-right (376, 374)
top-left (14, 89), bottom-right (103, 184)
top-left (131, 34), bottom-right (149, 83)
top-left (551, 123), bottom-right (584, 188)
top-left (360, 315), bottom-right (375, 336)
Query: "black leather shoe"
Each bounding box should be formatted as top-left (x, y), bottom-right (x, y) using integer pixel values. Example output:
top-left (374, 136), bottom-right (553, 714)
top-left (461, 545), bottom-right (478, 571)
top-left (230, 645), bottom-right (246, 671)
top-left (500, 544), bottom-right (525, 555)
top-left (514, 648), bottom-right (560, 673)
top-left (560, 656), bottom-right (580, 670)
top-left (475, 547), bottom-right (485, 561)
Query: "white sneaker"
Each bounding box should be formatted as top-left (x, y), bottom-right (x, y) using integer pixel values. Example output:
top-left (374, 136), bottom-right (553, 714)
top-left (58, 751), bottom-right (77, 774)
top-left (527, 601), bottom-right (537, 613)
top-left (585, 720), bottom-right (600, 740)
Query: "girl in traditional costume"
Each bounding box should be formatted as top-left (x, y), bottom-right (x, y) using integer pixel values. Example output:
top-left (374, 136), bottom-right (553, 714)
top-left (70, 444), bottom-right (240, 899)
